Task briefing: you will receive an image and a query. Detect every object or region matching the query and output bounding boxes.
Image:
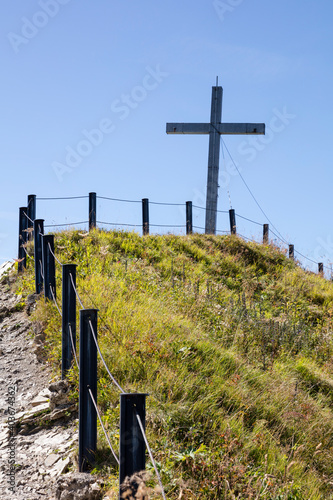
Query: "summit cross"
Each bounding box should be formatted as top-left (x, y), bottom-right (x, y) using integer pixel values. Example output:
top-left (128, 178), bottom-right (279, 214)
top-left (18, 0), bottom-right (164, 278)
top-left (166, 83), bottom-right (265, 234)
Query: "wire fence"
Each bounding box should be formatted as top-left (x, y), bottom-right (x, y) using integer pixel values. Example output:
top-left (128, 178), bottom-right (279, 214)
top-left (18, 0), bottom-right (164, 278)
top-left (21, 193), bottom-right (333, 275)
top-left (88, 388), bottom-right (120, 466)
top-left (20, 215), bottom-right (167, 498)
top-left (17, 189), bottom-right (333, 496)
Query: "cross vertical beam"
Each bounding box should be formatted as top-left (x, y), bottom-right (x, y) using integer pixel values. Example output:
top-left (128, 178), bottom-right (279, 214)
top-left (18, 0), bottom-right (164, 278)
top-left (206, 86), bottom-right (222, 234)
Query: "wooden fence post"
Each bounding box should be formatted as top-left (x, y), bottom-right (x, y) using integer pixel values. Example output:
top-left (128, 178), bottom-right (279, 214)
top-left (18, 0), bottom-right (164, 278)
top-left (27, 194), bottom-right (36, 240)
top-left (34, 219), bottom-right (44, 294)
top-left (289, 244), bottom-right (294, 260)
top-left (89, 192), bottom-right (97, 231)
top-left (119, 393), bottom-right (147, 494)
top-left (142, 198), bottom-right (149, 235)
top-left (62, 264), bottom-right (77, 379)
top-left (79, 309), bottom-right (98, 472)
top-left (42, 234), bottom-right (56, 300)
top-left (229, 209), bottom-right (236, 235)
top-left (186, 201), bottom-right (193, 235)
top-left (18, 207), bottom-right (27, 272)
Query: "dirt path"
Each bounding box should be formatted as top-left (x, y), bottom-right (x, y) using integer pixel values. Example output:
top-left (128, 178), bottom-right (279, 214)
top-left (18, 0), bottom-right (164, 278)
top-left (0, 269), bottom-right (80, 499)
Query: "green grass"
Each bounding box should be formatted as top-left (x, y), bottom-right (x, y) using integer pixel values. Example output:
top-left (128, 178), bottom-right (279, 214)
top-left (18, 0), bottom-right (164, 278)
top-left (15, 230), bottom-right (333, 499)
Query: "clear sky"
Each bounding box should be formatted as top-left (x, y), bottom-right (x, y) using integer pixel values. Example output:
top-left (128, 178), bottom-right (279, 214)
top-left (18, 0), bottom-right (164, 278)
top-left (1, 1), bottom-right (333, 274)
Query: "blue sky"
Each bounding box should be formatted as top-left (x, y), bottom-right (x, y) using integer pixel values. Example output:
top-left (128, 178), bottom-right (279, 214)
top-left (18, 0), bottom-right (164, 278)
top-left (1, 1), bottom-right (333, 274)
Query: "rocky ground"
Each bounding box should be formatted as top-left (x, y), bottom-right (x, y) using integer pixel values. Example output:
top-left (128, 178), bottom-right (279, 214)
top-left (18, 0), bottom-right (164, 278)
top-left (0, 265), bottom-right (104, 500)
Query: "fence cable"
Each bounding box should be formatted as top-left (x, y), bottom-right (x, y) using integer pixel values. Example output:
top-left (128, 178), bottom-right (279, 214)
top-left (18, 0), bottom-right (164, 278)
top-left (23, 211), bottom-right (34, 224)
top-left (68, 323), bottom-right (79, 370)
top-left (88, 320), bottom-right (125, 394)
top-left (21, 244), bottom-right (33, 259)
top-left (293, 249), bottom-right (323, 268)
top-left (87, 387), bottom-right (120, 465)
top-left (135, 412), bottom-right (166, 500)
top-left (97, 196), bottom-right (141, 204)
top-left (49, 285), bottom-right (62, 317)
top-left (97, 221), bottom-right (142, 228)
top-left (150, 200), bottom-right (184, 206)
top-left (150, 224), bottom-right (185, 228)
top-left (98, 221), bottom-right (185, 229)
top-left (237, 233), bottom-right (254, 243)
top-left (267, 228), bottom-right (287, 246)
top-left (48, 242), bottom-right (63, 266)
top-left (236, 213), bottom-right (262, 227)
top-left (192, 204), bottom-right (228, 214)
top-left (37, 196), bottom-right (88, 200)
top-left (69, 273), bottom-right (85, 309)
top-left (78, 285), bottom-right (124, 348)
top-left (221, 139), bottom-right (289, 245)
top-left (39, 260), bottom-right (44, 280)
top-left (267, 229), bottom-right (327, 271)
top-left (45, 221), bottom-right (88, 228)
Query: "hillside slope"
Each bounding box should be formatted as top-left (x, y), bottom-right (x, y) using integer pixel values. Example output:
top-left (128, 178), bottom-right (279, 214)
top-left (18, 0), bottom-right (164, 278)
top-left (16, 231), bottom-right (333, 499)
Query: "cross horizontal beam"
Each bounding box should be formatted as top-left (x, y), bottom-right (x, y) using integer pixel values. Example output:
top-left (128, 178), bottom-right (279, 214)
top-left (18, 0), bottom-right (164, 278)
top-left (166, 123), bottom-right (265, 135)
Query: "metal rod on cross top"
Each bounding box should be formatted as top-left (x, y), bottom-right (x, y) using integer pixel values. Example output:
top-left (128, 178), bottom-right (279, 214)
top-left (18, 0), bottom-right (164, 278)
top-left (186, 201), bottom-right (193, 235)
top-left (42, 234), bottom-right (56, 300)
top-left (263, 224), bottom-right (269, 244)
top-left (229, 209), bottom-right (236, 235)
top-left (27, 194), bottom-right (36, 240)
top-left (18, 207), bottom-right (28, 272)
top-left (119, 393), bottom-right (147, 496)
top-left (79, 309), bottom-right (98, 472)
top-left (142, 198), bottom-right (149, 235)
top-left (62, 264), bottom-right (77, 379)
top-left (89, 192), bottom-right (97, 231)
top-left (34, 219), bottom-right (44, 294)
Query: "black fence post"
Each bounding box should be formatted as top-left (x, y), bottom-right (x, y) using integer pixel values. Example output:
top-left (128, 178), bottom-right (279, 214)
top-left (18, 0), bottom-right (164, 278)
top-left (289, 244), bottom-right (294, 260)
top-left (34, 219), bottom-right (44, 294)
top-left (229, 209), bottom-right (236, 235)
top-left (62, 264), bottom-right (77, 379)
top-left (42, 234), bottom-right (56, 300)
top-left (186, 201), bottom-right (193, 235)
top-left (263, 224), bottom-right (269, 244)
top-left (18, 207), bottom-right (28, 272)
top-left (27, 194), bottom-right (36, 240)
top-left (89, 192), bottom-right (97, 231)
top-left (79, 309), bottom-right (98, 472)
top-left (119, 393), bottom-right (147, 492)
top-left (142, 198), bottom-right (149, 235)
top-left (318, 263), bottom-right (324, 275)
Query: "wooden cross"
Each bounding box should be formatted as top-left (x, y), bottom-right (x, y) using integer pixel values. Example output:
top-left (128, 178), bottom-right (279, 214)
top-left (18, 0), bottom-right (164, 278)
top-left (166, 84), bottom-right (265, 234)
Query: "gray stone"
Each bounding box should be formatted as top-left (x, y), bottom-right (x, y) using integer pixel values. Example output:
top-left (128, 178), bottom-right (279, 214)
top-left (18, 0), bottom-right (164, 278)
top-left (49, 379), bottom-right (70, 393)
top-left (120, 471), bottom-right (150, 500)
top-left (49, 380), bottom-right (70, 410)
top-left (45, 453), bottom-right (61, 468)
top-left (0, 261), bottom-right (15, 277)
top-left (26, 293), bottom-right (38, 314)
top-left (50, 456), bottom-right (70, 477)
top-left (31, 395), bottom-right (50, 407)
top-left (55, 473), bottom-right (102, 500)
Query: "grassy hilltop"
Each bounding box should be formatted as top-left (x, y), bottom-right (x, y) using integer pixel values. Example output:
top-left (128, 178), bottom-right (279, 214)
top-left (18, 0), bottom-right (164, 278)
top-left (16, 230), bottom-right (333, 499)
